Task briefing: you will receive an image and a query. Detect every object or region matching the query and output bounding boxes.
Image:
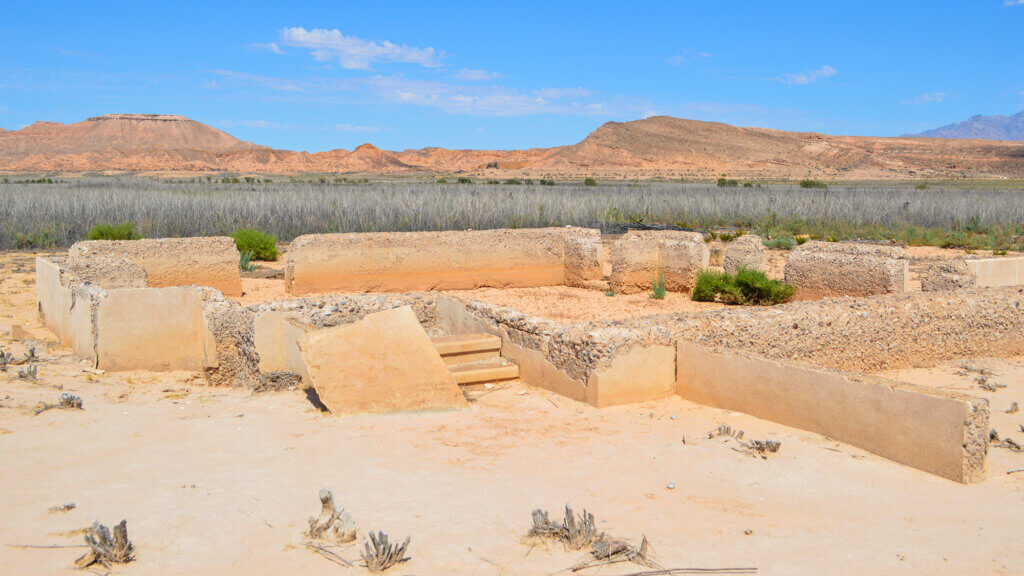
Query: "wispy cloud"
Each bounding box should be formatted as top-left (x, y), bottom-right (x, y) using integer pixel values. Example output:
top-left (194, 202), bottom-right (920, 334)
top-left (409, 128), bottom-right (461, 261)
top-left (248, 42), bottom-right (284, 55)
top-left (901, 91), bottom-right (949, 105)
top-left (334, 123), bottom-right (387, 133)
top-left (57, 48), bottom-right (100, 59)
top-left (278, 27), bottom-right (443, 69)
top-left (215, 119), bottom-right (296, 130)
top-left (666, 50), bottom-right (712, 66)
top-left (777, 65), bottom-right (837, 85)
top-left (452, 68), bottom-right (501, 81)
top-left (212, 70), bottom-right (641, 117)
top-left (1004, 0), bottom-right (1024, 6)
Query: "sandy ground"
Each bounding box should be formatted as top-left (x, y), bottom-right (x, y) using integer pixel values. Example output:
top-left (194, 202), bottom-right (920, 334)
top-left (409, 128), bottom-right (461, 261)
top-left (1, 250), bottom-right (1023, 575)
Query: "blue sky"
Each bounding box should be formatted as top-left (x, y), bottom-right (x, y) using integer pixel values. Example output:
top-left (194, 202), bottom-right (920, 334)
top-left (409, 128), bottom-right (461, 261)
top-left (1, 1), bottom-right (1022, 152)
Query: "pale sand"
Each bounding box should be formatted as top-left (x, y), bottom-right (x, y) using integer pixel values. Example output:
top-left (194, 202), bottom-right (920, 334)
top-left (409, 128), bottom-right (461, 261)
top-left (4, 251), bottom-right (1022, 575)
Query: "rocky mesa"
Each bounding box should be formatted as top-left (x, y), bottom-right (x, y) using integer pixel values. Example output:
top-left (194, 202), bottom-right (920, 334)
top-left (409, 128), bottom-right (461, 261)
top-left (2, 113), bottom-right (1024, 179)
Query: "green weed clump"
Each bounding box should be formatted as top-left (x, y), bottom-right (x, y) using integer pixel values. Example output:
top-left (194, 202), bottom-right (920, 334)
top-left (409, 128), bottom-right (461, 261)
top-left (799, 179), bottom-right (827, 189)
top-left (239, 250), bottom-right (257, 271)
top-left (649, 272), bottom-right (667, 300)
top-left (691, 268), bottom-right (794, 306)
top-left (88, 222), bottom-right (142, 241)
top-left (230, 228), bottom-right (278, 261)
top-left (584, 177), bottom-right (598, 187)
top-left (717, 178), bottom-right (739, 187)
top-left (762, 235), bottom-right (796, 250)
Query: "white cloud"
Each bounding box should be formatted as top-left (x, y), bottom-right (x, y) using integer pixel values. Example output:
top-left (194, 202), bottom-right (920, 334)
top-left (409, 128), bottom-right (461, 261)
top-left (334, 123), bottom-right (387, 133)
top-left (1004, 1), bottom-right (1024, 6)
top-left (901, 91), bottom-right (949, 105)
top-left (278, 27), bottom-right (443, 69)
top-left (777, 65), bottom-right (837, 85)
top-left (533, 87), bottom-right (592, 99)
top-left (213, 70), bottom-right (311, 92)
top-left (249, 42), bottom-right (284, 55)
top-left (666, 51), bottom-right (712, 66)
top-left (452, 68), bottom-right (501, 81)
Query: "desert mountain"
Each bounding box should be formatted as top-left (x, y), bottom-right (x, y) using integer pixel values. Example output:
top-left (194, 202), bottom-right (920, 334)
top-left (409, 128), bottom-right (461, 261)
top-left (910, 110), bottom-right (1024, 141)
top-left (2, 113), bottom-right (1023, 179)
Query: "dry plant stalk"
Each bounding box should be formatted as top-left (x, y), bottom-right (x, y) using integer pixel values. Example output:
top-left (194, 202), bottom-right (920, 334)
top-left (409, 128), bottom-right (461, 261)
top-left (361, 530), bottom-right (410, 573)
top-left (34, 393), bottom-right (83, 415)
top-left (572, 535), bottom-right (661, 572)
top-left (74, 520), bottom-right (134, 569)
top-left (528, 504), bottom-right (604, 550)
top-left (307, 488), bottom-right (356, 543)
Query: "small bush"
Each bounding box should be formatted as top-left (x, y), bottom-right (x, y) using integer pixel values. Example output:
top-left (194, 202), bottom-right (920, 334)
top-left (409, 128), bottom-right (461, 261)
top-left (799, 179), bottom-right (827, 189)
top-left (649, 272), bottom-right (667, 299)
top-left (915, 183), bottom-right (929, 190)
top-left (795, 236), bottom-right (809, 245)
top-left (993, 249), bottom-right (1008, 256)
top-left (436, 178), bottom-right (448, 184)
top-left (717, 178), bottom-right (739, 187)
top-left (539, 179), bottom-right (556, 186)
top-left (16, 229), bottom-right (57, 249)
top-left (691, 268), bottom-right (794, 306)
top-left (763, 235), bottom-right (796, 250)
top-left (457, 177), bottom-right (473, 184)
top-left (230, 228), bottom-right (278, 261)
top-left (88, 222), bottom-right (142, 241)
top-left (239, 250), bottom-right (257, 271)
top-left (584, 177), bottom-right (598, 187)
top-left (504, 178), bottom-right (522, 185)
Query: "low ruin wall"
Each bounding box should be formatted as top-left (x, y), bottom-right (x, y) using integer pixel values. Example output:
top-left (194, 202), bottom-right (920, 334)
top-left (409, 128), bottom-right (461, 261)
top-left (966, 257), bottom-right (1024, 288)
top-left (610, 231), bottom-right (709, 294)
top-left (71, 285), bottom-right (219, 371)
top-left (784, 241), bottom-right (908, 298)
top-left (285, 228), bottom-right (601, 295)
top-left (723, 235), bottom-right (766, 274)
top-left (69, 237), bottom-right (242, 297)
top-left (676, 342), bottom-right (989, 483)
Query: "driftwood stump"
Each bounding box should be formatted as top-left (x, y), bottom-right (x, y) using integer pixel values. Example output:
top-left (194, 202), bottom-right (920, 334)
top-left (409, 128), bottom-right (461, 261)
top-left (307, 488), bottom-right (356, 543)
top-left (75, 520), bottom-right (134, 569)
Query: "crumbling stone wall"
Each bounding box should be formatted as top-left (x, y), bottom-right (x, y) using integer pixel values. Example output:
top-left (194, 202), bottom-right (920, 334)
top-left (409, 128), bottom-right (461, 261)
top-left (285, 228), bottom-right (590, 295)
top-left (723, 235), bottom-right (766, 274)
top-left (69, 237), bottom-right (242, 296)
top-left (784, 241), bottom-right (908, 298)
top-left (610, 231), bottom-right (709, 294)
top-left (922, 259), bottom-right (977, 292)
top-left (563, 227), bottom-right (604, 289)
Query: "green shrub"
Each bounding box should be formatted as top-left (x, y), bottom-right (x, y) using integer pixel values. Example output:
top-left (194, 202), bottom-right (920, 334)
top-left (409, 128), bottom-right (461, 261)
top-left (604, 290), bottom-right (616, 297)
top-left (230, 228), bottom-right (278, 261)
top-left (457, 177), bottom-right (473, 184)
top-left (763, 235), bottom-right (796, 250)
top-left (691, 268), bottom-right (794, 306)
top-left (584, 177), bottom-right (598, 187)
top-left (649, 272), bottom-right (667, 299)
top-left (539, 179), bottom-right (556, 186)
top-left (16, 229), bottom-right (57, 249)
top-left (915, 183), bottom-right (929, 190)
top-left (436, 178), bottom-right (448, 184)
top-left (795, 236), bottom-right (809, 245)
top-left (743, 182), bottom-right (754, 188)
top-left (239, 250), bottom-right (257, 271)
top-left (88, 222), bottom-right (142, 241)
top-left (504, 178), bottom-right (522, 185)
top-left (799, 179), bottom-right (827, 189)
top-left (993, 249), bottom-right (1008, 256)
top-left (717, 178), bottom-right (739, 187)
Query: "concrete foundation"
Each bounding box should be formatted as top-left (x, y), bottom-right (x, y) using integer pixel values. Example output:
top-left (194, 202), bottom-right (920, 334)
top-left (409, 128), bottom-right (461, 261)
top-left (676, 341), bottom-right (989, 483)
top-left (965, 257), bottom-right (1024, 287)
top-left (784, 241), bottom-right (909, 298)
top-left (285, 228), bottom-right (597, 295)
top-left (69, 237), bottom-right (242, 297)
top-left (723, 234), bottom-right (766, 274)
top-left (610, 231), bottom-right (709, 294)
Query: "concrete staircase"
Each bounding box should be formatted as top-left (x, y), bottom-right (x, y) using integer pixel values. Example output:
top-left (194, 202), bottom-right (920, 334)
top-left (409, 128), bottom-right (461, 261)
top-left (431, 333), bottom-right (520, 385)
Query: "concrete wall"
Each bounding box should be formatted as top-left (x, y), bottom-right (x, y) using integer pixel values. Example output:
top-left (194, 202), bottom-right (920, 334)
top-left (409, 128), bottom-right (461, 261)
top-left (563, 228), bottom-right (604, 288)
top-left (286, 228), bottom-right (595, 295)
top-left (36, 257), bottom-right (74, 346)
top-left (72, 286), bottom-right (218, 371)
top-left (784, 241), bottom-right (909, 298)
top-left (723, 235), bottom-right (766, 274)
top-left (676, 341), bottom-right (989, 483)
top-left (966, 257), bottom-right (1024, 288)
top-left (253, 310), bottom-right (315, 384)
top-left (69, 237), bottom-right (242, 297)
top-left (610, 231), bottom-right (709, 294)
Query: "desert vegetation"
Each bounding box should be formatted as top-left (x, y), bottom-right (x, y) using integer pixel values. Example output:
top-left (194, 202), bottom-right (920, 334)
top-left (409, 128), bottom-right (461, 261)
top-left (691, 268), bottom-right (796, 305)
top-left (0, 177), bottom-right (1021, 251)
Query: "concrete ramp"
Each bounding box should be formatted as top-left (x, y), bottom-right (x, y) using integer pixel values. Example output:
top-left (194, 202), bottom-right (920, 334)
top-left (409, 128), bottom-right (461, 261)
top-left (299, 306), bottom-right (467, 415)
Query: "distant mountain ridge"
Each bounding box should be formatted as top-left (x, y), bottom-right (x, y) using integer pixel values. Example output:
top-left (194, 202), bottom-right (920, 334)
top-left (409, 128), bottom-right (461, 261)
top-left (911, 110), bottom-right (1024, 141)
top-left (2, 113), bottom-right (1024, 179)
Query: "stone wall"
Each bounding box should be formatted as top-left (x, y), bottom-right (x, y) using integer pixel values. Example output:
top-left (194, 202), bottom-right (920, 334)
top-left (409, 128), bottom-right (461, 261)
top-left (285, 228), bottom-right (595, 295)
top-left (723, 234), bottom-right (766, 274)
top-left (784, 241), bottom-right (909, 298)
top-left (69, 237), bottom-right (242, 297)
top-left (610, 231), bottom-right (709, 294)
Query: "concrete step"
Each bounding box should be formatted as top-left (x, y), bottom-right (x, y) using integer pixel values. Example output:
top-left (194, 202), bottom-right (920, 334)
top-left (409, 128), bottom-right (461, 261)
top-left (431, 333), bottom-right (501, 366)
top-left (447, 357), bottom-right (520, 385)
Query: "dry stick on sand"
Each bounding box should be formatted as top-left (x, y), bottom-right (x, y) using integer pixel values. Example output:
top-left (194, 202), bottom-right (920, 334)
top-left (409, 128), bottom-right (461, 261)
top-left (75, 520), bottom-right (134, 570)
top-left (361, 531), bottom-right (410, 573)
top-left (571, 535), bottom-right (661, 572)
top-left (528, 505), bottom-right (604, 550)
